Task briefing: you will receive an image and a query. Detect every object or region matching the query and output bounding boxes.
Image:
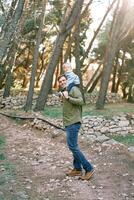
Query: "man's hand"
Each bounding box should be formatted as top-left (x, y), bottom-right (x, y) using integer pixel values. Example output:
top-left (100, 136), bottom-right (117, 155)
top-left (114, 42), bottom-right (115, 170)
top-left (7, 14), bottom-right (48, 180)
top-left (62, 91), bottom-right (69, 99)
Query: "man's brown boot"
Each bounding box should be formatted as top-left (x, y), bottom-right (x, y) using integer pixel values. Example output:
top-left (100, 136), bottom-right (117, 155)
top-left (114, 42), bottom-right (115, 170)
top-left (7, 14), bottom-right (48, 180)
top-left (66, 168), bottom-right (82, 177)
top-left (79, 169), bottom-right (94, 180)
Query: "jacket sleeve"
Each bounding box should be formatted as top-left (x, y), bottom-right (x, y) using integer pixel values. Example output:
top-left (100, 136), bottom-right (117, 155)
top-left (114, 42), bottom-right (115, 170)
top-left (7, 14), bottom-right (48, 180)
top-left (68, 87), bottom-right (84, 105)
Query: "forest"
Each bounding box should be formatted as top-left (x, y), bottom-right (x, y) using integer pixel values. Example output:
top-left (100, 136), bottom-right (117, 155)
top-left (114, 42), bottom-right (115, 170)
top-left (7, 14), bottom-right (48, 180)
top-left (0, 0), bottom-right (134, 111)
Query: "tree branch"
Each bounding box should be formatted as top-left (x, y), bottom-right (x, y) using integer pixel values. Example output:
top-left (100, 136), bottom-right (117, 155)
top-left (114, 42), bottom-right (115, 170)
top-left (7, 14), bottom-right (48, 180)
top-left (0, 112), bottom-right (65, 131)
top-left (81, 0), bottom-right (117, 64)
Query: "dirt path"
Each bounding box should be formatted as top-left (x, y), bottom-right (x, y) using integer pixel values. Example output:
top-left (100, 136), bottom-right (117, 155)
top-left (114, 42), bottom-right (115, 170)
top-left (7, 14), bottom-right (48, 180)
top-left (0, 115), bottom-right (134, 200)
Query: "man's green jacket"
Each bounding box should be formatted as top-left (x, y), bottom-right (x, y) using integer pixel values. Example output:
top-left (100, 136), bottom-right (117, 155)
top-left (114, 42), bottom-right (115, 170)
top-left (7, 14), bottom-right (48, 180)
top-left (62, 86), bottom-right (84, 127)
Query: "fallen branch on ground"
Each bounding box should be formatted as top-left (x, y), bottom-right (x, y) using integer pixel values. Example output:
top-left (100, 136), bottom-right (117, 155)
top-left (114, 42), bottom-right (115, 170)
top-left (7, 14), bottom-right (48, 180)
top-left (0, 112), bottom-right (65, 131)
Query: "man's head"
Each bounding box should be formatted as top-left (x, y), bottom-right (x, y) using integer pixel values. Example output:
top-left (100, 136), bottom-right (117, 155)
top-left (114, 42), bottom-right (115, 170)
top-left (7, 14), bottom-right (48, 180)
top-left (62, 62), bottom-right (72, 72)
top-left (58, 74), bottom-right (67, 89)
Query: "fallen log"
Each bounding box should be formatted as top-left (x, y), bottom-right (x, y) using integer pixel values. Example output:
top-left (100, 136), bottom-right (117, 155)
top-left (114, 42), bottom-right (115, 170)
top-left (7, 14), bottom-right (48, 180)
top-left (0, 112), bottom-right (65, 131)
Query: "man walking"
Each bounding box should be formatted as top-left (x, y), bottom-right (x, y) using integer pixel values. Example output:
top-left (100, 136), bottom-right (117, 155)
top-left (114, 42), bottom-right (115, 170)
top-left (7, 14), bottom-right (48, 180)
top-left (58, 74), bottom-right (94, 181)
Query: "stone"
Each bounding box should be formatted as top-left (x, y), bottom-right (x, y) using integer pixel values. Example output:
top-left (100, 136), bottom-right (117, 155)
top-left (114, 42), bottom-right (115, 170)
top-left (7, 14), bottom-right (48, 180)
top-left (0, 192), bottom-right (4, 200)
top-left (118, 120), bottom-right (129, 127)
top-left (16, 191), bottom-right (29, 199)
top-left (102, 139), bottom-right (120, 147)
top-left (128, 146), bottom-right (134, 153)
top-left (100, 127), bottom-right (109, 133)
top-left (96, 135), bottom-right (109, 143)
top-left (87, 129), bottom-right (94, 134)
top-left (86, 135), bottom-right (97, 143)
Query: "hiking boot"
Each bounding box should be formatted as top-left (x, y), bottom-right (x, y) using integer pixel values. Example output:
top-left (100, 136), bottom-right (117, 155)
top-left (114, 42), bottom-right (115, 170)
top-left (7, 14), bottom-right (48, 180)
top-left (66, 168), bottom-right (82, 177)
top-left (79, 169), bottom-right (94, 181)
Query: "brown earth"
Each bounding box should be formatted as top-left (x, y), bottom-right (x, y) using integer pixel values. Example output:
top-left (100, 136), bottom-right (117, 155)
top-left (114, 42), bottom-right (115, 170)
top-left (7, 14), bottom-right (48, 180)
top-left (0, 115), bottom-right (134, 200)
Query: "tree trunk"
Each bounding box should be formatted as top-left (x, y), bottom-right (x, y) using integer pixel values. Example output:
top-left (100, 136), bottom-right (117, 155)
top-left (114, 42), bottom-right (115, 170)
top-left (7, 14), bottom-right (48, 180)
top-left (127, 85), bottom-right (133, 103)
top-left (96, 0), bottom-right (123, 109)
top-left (0, 65), bottom-right (6, 89)
top-left (64, 34), bottom-right (73, 62)
top-left (96, 41), bottom-right (119, 109)
top-left (35, 0), bottom-right (84, 111)
top-left (88, 71), bottom-right (102, 93)
top-left (0, 0), bottom-right (25, 64)
top-left (3, 67), bottom-right (13, 98)
top-left (85, 62), bottom-right (102, 92)
top-left (35, 53), bottom-right (46, 88)
top-left (53, 63), bottom-right (61, 89)
top-left (3, 44), bottom-right (17, 98)
top-left (74, 17), bottom-right (85, 102)
top-left (115, 50), bottom-right (125, 93)
top-left (96, 0), bottom-right (134, 103)
top-left (111, 51), bottom-right (119, 93)
top-left (24, 0), bottom-right (47, 111)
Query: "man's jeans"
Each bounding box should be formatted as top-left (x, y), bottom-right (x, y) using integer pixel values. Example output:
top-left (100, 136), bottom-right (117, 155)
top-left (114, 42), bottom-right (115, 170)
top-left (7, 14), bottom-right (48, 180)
top-left (65, 122), bottom-right (93, 172)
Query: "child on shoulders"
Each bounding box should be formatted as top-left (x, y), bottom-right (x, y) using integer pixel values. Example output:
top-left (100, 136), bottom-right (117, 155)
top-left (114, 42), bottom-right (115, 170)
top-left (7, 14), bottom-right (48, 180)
top-left (62, 62), bottom-right (80, 92)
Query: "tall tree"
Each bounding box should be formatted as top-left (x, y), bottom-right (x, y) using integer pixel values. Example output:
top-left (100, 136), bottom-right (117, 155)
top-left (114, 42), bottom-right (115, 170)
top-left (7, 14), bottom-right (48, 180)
top-left (111, 51), bottom-right (119, 93)
top-left (115, 50), bottom-right (126, 93)
top-left (3, 44), bottom-right (17, 98)
top-left (0, 0), bottom-right (25, 64)
top-left (74, 16), bottom-right (85, 102)
top-left (35, 0), bottom-right (84, 111)
top-left (85, 62), bottom-right (102, 92)
top-left (24, 0), bottom-right (47, 111)
top-left (0, 0), bottom-right (25, 90)
top-left (96, 0), bottom-right (134, 109)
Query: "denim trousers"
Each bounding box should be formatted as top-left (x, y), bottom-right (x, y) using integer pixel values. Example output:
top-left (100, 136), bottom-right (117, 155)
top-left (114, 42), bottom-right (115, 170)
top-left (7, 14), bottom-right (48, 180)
top-left (65, 122), bottom-right (93, 172)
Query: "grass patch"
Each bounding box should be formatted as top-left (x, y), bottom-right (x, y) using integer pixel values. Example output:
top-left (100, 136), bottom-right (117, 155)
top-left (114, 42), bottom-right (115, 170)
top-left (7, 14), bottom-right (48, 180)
top-left (0, 136), bottom-right (5, 147)
top-left (0, 153), bottom-right (6, 160)
top-left (0, 136), bottom-right (6, 160)
top-left (43, 105), bottom-right (62, 118)
top-left (0, 176), bottom-right (6, 185)
top-left (0, 135), bottom-right (15, 186)
top-left (42, 103), bottom-right (134, 118)
top-left (110, 134), bottom-right (134, 146)
top-left (14, 118), bottom-right (23, 124)
top-left (2, 162), bottom-right (15, 172)
top-left (83, 103), bottom-right (134, 117)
